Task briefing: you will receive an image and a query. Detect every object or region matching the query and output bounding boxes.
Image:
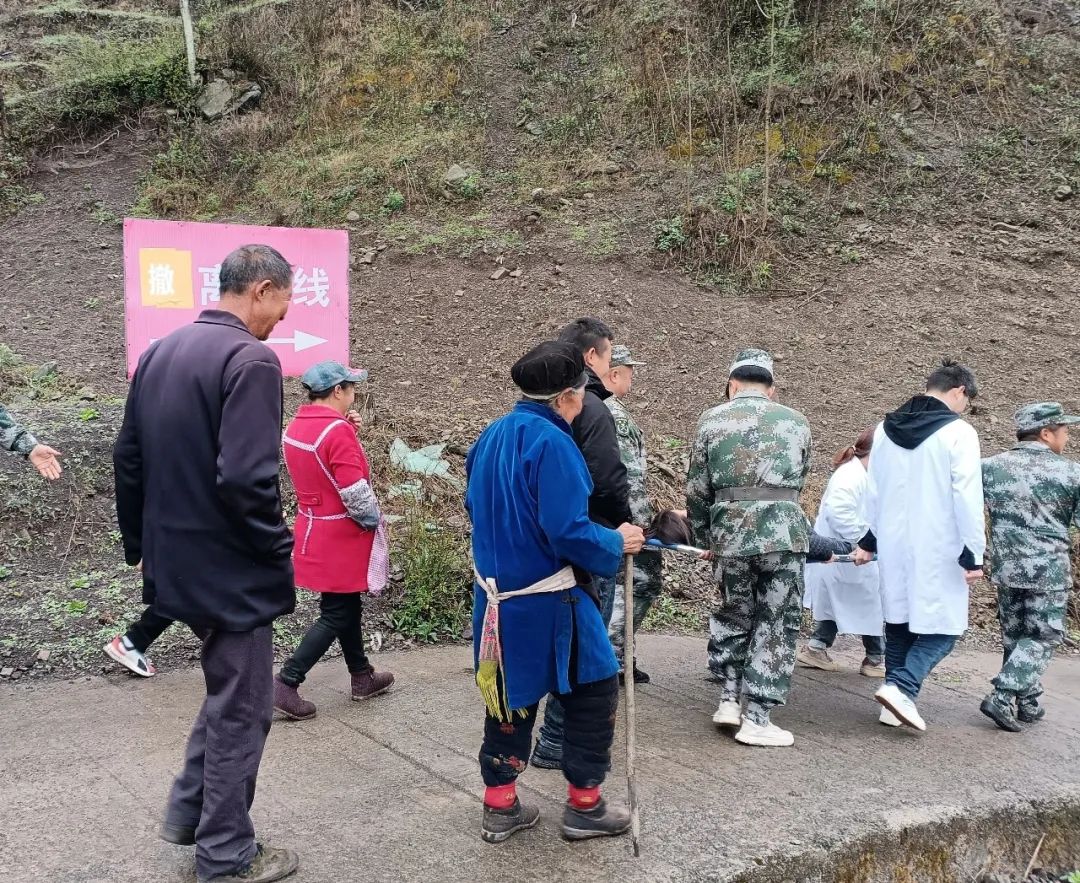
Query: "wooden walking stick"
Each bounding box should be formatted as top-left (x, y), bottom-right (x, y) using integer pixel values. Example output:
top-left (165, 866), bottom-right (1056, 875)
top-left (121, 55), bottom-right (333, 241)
top-left (622, 552), bottom-right (641, 857)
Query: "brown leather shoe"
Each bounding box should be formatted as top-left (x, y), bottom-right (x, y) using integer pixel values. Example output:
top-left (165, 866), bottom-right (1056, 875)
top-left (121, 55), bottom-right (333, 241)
top-left (351, 665), bottom-right (394, 700)
top-left (273, 676), bottom-right (316, 721)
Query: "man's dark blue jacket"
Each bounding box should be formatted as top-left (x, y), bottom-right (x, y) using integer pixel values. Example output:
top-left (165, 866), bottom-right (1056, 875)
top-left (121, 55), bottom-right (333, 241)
top-left (113, 310), bottom-right (295, 631)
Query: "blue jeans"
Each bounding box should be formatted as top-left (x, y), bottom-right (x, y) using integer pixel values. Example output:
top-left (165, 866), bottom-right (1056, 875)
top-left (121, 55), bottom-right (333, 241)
top-left (810, 619), bottom-right (885, 661)
top-left (884, 622), bottom-right (958, 700)
top-left (536, 573), bottom-right (616, 761)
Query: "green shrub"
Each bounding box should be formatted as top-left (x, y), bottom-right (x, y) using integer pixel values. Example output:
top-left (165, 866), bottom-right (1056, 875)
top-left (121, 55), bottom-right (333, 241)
top-left (387, 509), bottom-right (470, 643)
top-left (654, 216), bottom-right (688, 252)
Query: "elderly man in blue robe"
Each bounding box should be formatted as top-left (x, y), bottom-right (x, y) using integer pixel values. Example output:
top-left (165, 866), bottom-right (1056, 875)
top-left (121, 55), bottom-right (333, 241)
top-left (466, 340), bottom-right (646, 844)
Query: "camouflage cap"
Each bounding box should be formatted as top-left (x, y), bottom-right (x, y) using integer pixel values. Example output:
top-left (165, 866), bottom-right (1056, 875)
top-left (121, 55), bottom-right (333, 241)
top-left (728, 347), bottom-right (774, 379)
top-left (1014, 402), bottom-right (1080, 433)
top-left (301, 361), bottom-right (369, 393)
top-left (609, 345), bottom-right (645, 368)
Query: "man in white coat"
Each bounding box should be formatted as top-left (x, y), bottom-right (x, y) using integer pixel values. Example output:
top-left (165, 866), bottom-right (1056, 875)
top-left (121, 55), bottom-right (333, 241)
top-left (853, 360), bottom-right (985, 732)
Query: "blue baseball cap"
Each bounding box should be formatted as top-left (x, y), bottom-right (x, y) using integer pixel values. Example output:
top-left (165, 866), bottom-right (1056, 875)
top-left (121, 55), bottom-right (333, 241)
top-left (301, 361), bottom-right (369, 393)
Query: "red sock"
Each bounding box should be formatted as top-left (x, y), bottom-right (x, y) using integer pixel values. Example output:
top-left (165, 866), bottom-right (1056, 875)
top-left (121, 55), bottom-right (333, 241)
top-left (567, 784), bottom-right (601, 809)
top-left (484, 783), bottom-right (517, 809)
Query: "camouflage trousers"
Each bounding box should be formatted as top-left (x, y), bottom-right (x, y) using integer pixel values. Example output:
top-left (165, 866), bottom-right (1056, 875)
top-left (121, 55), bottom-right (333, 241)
top-left (991, 582), bottom-right (1068, 701)
top-left (608, 553), bottom-right (664, 660)
top-left (708, 551), bottom-right (805, 709)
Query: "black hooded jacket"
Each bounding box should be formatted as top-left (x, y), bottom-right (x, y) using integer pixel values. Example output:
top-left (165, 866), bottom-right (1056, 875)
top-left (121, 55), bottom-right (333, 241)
top-left (883, 395), bottom-right (959, 449)
top-left (571, 369), bottom-right (633, 529)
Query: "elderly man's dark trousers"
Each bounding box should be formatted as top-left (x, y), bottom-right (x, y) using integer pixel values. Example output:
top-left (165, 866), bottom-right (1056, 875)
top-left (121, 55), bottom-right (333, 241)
top-left (165, 626), bottom-right (274, 881)
top-left (480, 675), bottom-right (619, 789)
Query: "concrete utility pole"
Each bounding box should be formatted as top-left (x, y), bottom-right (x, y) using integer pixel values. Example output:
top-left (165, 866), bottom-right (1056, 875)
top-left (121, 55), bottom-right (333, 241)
top-left (179, 0), bottom-right (200, 89)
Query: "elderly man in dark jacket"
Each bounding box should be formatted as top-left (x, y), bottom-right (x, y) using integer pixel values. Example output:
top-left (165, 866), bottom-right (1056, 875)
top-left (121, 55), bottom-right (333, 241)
top-left (532, 316), bottom-right (633, 770)
top-left (114, 244), bottom-right (299, 883)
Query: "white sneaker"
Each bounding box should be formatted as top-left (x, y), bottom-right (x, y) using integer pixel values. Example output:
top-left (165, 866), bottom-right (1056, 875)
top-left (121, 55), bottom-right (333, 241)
top-left (734, 716), bottom-right (795, 747)
top-left (879, 707), bottom-right (902, 727)
top-left (875, 684), bottom-right (925, 731)
top-left (104, 635), bottom-right (156, 677)
top-left (712, 700), bottom-right (742, 728)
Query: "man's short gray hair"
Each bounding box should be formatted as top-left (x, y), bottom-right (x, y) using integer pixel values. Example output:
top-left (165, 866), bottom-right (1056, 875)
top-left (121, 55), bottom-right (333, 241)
top-left (219, 244), bottom-right (293, 297)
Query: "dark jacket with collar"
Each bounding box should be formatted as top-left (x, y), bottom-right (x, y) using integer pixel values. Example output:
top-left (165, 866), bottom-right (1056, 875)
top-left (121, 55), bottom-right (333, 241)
top-left (571, 369), bottom-right (633, 529)
top-left (113, 310), bottom-right (295, 631)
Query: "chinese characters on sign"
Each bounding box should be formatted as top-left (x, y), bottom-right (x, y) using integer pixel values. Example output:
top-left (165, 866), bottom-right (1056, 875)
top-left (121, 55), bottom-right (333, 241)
top-left (197, 264), bottom-right (333, 309)
top-left (123, 219), bottom-right (349, 376)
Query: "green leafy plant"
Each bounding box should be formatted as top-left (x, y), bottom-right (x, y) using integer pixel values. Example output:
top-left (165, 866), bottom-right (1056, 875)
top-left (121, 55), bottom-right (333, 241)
top-left (78, 408), bottom-right (101, 422)
top-left (454, 174), bottom-right (484, 200)
top-left (69, 574), bottom-right (92, 590)
top-left (654, 216), bottom-right (688, 252)
top-left (642, 595), bottom-right (702, 632)
top-left (383, 189), bottom-right (406, 213)
top-left (387, 508), bottom-right (470, 643)
top-left (751, 260), bottom-right (773, 288)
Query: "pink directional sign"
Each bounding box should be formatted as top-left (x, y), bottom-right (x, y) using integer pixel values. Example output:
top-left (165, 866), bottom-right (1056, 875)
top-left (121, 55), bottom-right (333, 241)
top-left (122, 218), bottom-right (349, 376)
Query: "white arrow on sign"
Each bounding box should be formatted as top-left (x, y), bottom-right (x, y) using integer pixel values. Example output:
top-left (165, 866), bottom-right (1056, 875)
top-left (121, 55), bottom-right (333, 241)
top-left (266, 330), bottom-right (327, 352)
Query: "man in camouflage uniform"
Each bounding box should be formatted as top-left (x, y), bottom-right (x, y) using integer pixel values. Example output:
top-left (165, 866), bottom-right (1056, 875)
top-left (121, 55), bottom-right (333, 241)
top-left (979, 402), bottom-right (1080, 732)
top-left (603, 345), bottom-right (663, 684)
top-left (686, 348), bottom-right (812, 748)
top-left (1, 404), bottom-right (62, 479)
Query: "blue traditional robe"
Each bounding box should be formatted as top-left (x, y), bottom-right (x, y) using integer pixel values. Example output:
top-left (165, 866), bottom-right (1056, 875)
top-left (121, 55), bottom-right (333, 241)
top-left (466, 401), bottom-right (623, 712)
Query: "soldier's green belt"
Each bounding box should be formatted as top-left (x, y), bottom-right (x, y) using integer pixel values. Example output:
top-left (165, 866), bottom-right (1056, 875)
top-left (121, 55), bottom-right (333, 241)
top-left (714, 487), bottom-right (800, 503)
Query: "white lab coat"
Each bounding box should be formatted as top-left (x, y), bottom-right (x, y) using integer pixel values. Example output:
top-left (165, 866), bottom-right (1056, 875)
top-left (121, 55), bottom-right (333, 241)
top-left (804, 458), bottom-right (883, 636)
top-left (864, 419), bottom-right (985, 635)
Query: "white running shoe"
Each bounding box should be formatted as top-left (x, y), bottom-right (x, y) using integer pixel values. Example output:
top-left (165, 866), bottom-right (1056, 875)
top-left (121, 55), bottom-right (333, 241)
top-left (104, 635), bottom-right (156, 677)
top-left (734, 716), bottom-right (795, 747)
top-left (712, 700), bottom-right (742, 728)
top-left (875, 684), bottom-right (925, 731)
top-left (879, 707), bottom-right (902, 727)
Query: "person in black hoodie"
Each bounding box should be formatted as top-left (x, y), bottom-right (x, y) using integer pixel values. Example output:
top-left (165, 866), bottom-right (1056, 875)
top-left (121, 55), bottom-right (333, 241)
top-left (853, 359), bottom-right (986, 734)
top-left (532, 317), bottom-right (632, 770)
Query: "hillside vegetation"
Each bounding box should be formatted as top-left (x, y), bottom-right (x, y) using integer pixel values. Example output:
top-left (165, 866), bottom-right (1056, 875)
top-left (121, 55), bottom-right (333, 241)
top-left (3, 0), bottom-right (1078, 286)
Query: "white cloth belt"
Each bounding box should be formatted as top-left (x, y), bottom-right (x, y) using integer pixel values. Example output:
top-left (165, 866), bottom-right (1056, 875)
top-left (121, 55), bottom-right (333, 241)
top-left (474, 565), bottom-right (577, 609)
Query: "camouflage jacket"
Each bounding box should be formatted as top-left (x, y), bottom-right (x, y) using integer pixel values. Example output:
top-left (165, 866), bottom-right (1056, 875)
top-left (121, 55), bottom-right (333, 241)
top-left (0, 405), bottom-right (37, 457)
top-left (605, 396), bottom-right (654, 526)
top-left (982, 441), bottom-right (1080, 590)
top-left (686, 390), bottom-right (812, 557)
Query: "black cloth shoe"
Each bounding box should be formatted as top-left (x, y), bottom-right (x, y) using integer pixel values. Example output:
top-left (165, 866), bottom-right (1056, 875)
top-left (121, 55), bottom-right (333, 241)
top-left (1017, 698), bottom-right (1046, 723)
top-left (159, 822), bottom-right (196, 846)
top-left (481, 798), bottom-right (540, 844)
top-left (530, 740), bottom-right (562, 770)
top-left (618, 660), bottom-right (651, 685)
top-left (980, 696), bottom-right (1022, 733)
top-left (562, 798), bottom-right (632, 841)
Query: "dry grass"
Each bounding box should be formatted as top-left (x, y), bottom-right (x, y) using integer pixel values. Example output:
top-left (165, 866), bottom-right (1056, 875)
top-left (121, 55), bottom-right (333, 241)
top-left (137, 0), bottom-right (491, 225)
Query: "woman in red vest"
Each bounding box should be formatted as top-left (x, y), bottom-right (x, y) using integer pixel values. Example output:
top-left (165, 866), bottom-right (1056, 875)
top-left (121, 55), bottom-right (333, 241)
top-left (273, 361), bottom-right (394, 720)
